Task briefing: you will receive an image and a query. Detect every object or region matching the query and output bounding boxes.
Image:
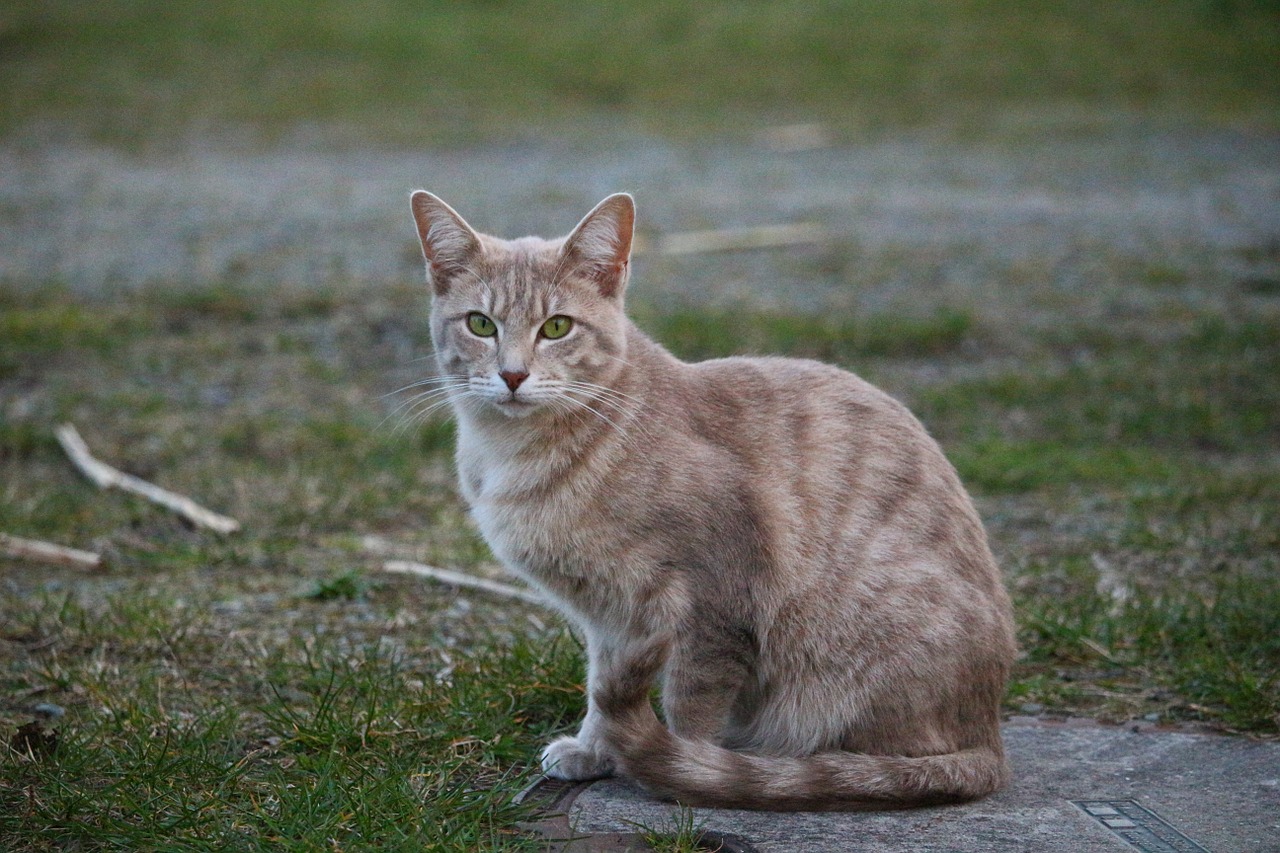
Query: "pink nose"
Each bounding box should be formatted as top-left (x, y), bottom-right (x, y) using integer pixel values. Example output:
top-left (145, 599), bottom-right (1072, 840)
top-left (500, 370), bottom-right (529, 392)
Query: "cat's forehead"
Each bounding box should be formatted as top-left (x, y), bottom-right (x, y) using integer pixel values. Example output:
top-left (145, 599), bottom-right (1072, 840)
top-left (472, 233), bottom-right (561, 272)
top-left (445, 234), bottom-right (592, 315)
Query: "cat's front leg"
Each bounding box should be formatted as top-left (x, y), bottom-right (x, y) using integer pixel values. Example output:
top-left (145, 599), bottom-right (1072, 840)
top-left (540, 694), bottom-right (616, 780)
top-left (540, 632), bottom-right (621, 781)
top-left (540, 633), bottom-right (669, 781)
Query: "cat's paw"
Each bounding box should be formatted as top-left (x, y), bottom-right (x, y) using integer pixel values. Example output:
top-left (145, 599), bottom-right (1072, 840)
top-left (540, 736), bottom-right (616, 781)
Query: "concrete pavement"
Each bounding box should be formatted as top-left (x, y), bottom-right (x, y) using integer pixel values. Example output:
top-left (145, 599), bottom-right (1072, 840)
top-left (521, 718), bottom-right (1279, 852)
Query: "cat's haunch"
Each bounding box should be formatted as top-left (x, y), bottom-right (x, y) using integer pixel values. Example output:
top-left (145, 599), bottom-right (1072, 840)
top-left (408, 190), bottom-right (1016, 810)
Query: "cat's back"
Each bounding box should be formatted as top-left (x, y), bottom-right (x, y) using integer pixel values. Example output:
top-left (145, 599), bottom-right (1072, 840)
top-left (665, 350), bottom-right (931, 460)
top-left (647, 347), bottom-right (996, 585)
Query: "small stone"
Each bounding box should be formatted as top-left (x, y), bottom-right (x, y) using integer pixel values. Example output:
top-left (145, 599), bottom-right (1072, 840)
top-left (33, 702), bottom-right (65, 720)
top-left (1020, 702), bottom-right (1044, 714)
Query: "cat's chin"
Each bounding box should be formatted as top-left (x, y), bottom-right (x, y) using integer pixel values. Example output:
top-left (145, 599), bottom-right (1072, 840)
top-left (491, 398), bottom-right (542, 418)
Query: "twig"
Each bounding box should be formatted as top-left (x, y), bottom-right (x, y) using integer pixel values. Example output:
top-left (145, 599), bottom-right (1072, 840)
top-left (653, 222), bottom-right (828, 256)
top-left (359, 534), bottom-right (423, 559)
top-left (755, 122), bottom-right (834, 152)
top-left (53, 423), bottom-right (240, 535)
top-left (381, 560), bottom-right (545, 607)
top-left (0, 532), bottom-right (101, 569)
top-left (1080, 636), bottom-right (1120, 664)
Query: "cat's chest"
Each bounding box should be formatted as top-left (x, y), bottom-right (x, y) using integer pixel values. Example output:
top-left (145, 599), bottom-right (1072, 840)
top-left (455, 437), bottom-right (598, 572)
top-left (456, 429), bottom-right (568, 507)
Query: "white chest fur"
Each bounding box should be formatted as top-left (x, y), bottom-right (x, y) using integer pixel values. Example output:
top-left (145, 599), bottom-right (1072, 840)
top-left (453, 417), bottom-right (662, 633)
top-left (456, 422), bottom-right (592, 574)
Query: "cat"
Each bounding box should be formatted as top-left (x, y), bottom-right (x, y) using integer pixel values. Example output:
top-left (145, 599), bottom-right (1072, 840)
top-left (408, 190), bottom-right (1016, 810)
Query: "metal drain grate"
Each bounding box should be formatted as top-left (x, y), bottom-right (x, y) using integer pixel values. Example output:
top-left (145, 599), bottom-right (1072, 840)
top-left (1074, 800), bottom-right (1210, 853)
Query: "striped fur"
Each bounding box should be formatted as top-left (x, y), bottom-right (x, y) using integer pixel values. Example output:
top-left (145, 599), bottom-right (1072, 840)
top-left (409, 191), bottom-right (1017, 810)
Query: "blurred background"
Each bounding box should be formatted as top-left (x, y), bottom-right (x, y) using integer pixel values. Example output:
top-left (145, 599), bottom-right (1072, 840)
top-left (4, 0), bottom-right (1278, 142)
top-left (2, 0), bottom-right (1278, 314)
top-left (1, 5), bottom-right (1279, 847)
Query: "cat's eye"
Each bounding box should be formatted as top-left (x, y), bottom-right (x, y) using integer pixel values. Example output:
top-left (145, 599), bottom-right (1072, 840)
top-left (541, 316), bottom-right (573, 340)
top-left (467, 312), bottom-right (497, 337)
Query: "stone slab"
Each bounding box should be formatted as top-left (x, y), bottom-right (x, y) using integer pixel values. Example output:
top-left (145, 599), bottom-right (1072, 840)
top-left (563, 720), bottom-right (1280, 852)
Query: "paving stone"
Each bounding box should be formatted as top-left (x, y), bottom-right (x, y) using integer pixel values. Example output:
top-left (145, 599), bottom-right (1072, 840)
top-left (556, 720), bottom-right (1280, 852)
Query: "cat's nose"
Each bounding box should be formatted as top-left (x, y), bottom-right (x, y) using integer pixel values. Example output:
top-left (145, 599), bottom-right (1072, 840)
top-left (499, 370), bottom-right (529, 392)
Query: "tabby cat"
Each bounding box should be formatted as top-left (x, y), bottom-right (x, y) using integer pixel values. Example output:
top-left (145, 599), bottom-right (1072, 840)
top-left (408, 190), bottom-right (1015, 810)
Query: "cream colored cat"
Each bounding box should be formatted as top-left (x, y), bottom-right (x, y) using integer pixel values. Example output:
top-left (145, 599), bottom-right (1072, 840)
top-left (409, 190), bottom-right (1016, 810)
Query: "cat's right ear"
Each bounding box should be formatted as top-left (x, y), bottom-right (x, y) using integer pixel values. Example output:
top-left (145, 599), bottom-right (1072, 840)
top-left (410, 190), bottom-right (482, 295)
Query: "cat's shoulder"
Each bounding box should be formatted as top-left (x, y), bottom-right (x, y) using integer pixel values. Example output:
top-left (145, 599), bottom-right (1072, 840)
top-left (679, 353), bottom-right (913, 420)
top-left (685, 353), bottom-right (876, 395)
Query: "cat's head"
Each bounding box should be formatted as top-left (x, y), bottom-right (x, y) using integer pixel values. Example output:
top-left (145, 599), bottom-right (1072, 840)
top-left (409, 191), bottom-right (634, 419)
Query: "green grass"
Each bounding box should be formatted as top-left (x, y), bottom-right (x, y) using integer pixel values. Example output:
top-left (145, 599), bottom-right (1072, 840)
top-left (916, 317), bottom-right (1280, 488)
top-left (3, 0), bottom-right (1277, 146)
top-left (635, 807), bottom-right (709, 853)
top-left (2, 281), bottom-right (1278, 849)
top-left (1013, 564), bottom-right (1280, 731)
top-left (2, 590), bottom-right (584, 850)
top-left (637, 305), bottom-right (975, 362)
top-left (0, 288), bottom-right (136, 380)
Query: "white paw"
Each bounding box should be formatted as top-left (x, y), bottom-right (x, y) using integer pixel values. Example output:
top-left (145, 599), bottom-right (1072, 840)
top-left (540, 736), bottom-right (616, 781)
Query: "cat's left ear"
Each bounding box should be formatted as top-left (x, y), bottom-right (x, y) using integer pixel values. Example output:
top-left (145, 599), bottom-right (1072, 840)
top-left (561, 193), bottom-right (635, 299)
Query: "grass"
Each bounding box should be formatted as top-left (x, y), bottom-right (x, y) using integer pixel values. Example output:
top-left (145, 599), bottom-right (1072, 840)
top-left (633, 807), bottom-right (709, 853)
top-left (635, 305), bottom-right (975, 362)
top-left (2, 589), bottom-right (584, 850)
top-left (2, 275), bottom-right (1277, 849)
top-left (2, 0), bottom-right (1278, 147)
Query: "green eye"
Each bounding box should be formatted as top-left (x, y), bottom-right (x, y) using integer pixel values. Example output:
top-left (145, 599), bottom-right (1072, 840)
top-left (541, 316), bottom-right (573, 340)
top-left (467, 313), bottom-right (497, 337)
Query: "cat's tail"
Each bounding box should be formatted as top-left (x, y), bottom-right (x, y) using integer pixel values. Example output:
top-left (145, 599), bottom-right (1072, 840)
top-left (595, 648), bottom-right (1008, 810)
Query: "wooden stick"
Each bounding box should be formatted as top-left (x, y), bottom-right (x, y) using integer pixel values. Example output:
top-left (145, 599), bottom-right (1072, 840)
top-left (0, 532), bottom-right (101, 569)
top-left (359, 534), bottom-right (423, 559)
top-left (382, 560), bottom-right (546, 607)
top-left (53, 423), bottom-right (241, 535)
top-left (656, 222), bottom-right (828, 256)
top-left (755, 122), bottom-right (834, 152)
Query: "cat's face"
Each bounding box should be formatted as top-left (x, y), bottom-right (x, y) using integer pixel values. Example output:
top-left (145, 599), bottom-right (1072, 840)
top-left (411, 193), bottom-right (635, 420)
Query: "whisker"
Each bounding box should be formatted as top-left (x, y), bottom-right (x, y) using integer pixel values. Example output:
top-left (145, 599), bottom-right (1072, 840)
top-left (545, 395), bottom-right (579, 422)
top-left (383, 383), bottom-right (470, 417)
top-left (598, 351), bottom-right (641, 370)
top-left (382, 374), bottom-right (469, 399)
top-left (456, 268), bottom-right (496, 305)
top-left (569, 394), bottom-right (629, 420)
top-left (557, 382), bottom-right (661, 444)
top-left (560, 380), bottom-right (648, 411)
top-left (394, 394), bottom-right (469, 435)
top-left (381, 385), bottom-right (470, 433)
top-left (538, 382), bottom-right (640, 425)
top-left (544, 250), bottom-right (577, 297)
top-left (562, 380), bottom-right (644, 405)
top-left (553, 391), bottom-right (618, 429)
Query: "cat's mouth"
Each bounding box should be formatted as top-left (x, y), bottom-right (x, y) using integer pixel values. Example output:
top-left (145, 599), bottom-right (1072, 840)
top-left (495, 395), bottom-right (539, 416)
